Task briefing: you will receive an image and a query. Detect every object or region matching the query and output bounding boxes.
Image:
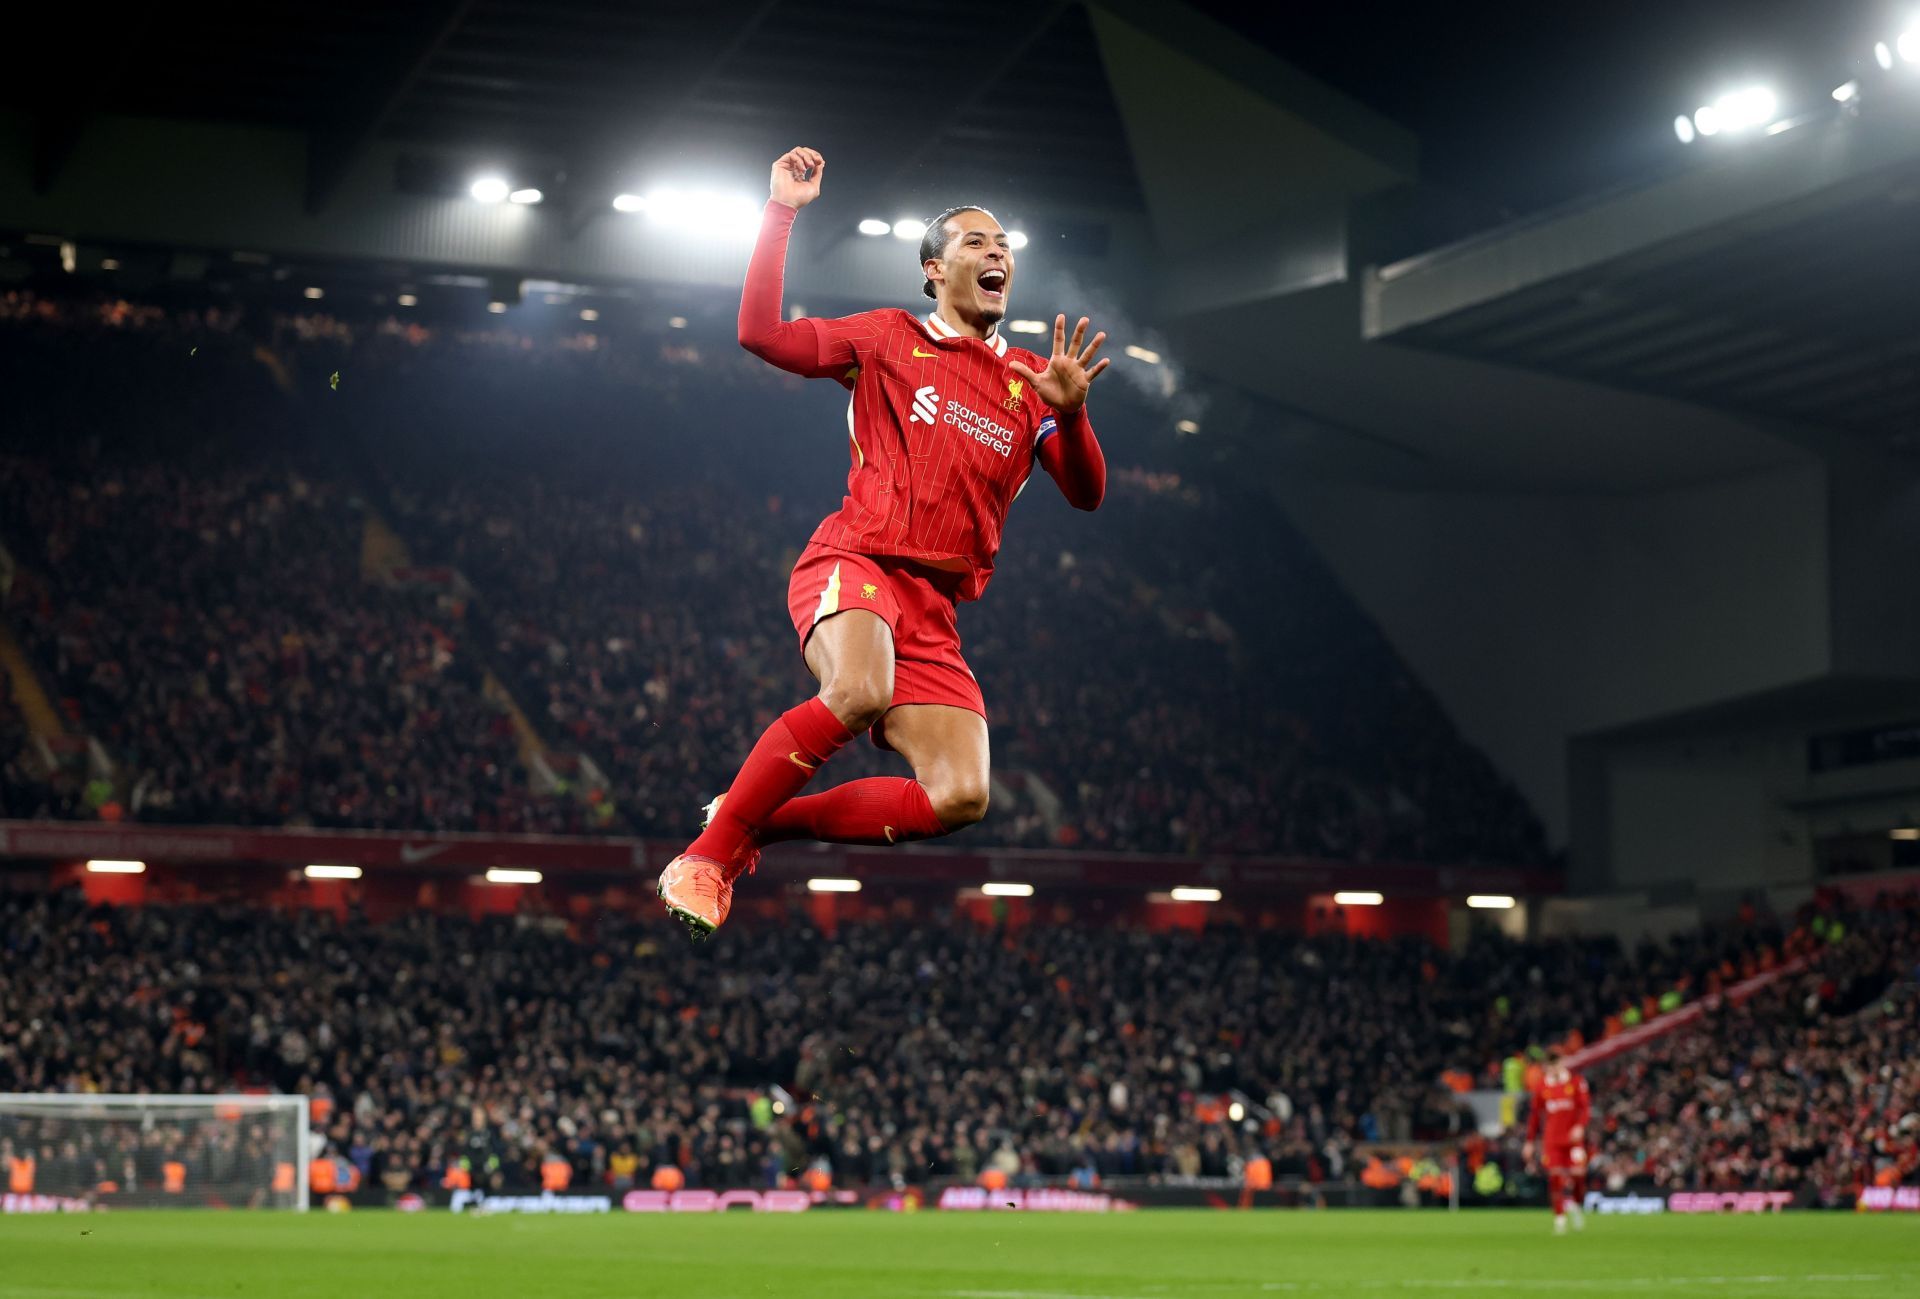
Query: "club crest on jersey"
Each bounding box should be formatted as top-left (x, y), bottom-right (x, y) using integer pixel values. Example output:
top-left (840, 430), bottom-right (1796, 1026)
top-left (1004, 378), bottom-right (1024, 412)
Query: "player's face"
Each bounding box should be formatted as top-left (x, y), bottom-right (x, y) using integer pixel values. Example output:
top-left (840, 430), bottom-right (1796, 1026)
top-left (928, 212), bottom-right (1014, 327)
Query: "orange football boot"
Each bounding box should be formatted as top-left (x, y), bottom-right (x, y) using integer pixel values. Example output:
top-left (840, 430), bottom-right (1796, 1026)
top-left (657, 853), bottom-right (733, 939)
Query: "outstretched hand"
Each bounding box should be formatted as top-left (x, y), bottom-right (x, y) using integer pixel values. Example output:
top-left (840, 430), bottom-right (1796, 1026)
top-left (770, 147), bottom-right (824, 209)
top-left (1007, 315), bottom-right (1110, 414)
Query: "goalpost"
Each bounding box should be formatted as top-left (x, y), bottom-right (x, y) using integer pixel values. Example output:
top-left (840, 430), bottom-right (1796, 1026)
top-left (0, 1094), bottom-right (310, 1211)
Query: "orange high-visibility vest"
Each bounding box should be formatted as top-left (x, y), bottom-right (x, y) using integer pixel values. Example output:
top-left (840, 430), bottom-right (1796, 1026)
top-left (309, 1158), bottom-right (337, 1194)
top-left (8, 1155), bottom-right (33, 1193)
top-left (272, 1162), bottom-right (296, 1193)
top-left (162, 1161), bottom-right (187, 1193)
top-left (1243, 1156), bottom-right (1273, 1190)
top-left (649, 1165), bottom-right (684, 1191)
top-left (441, 1165), bottom-right (472, 1190)
top-left (540, 1157), bottom-right (572, 1191)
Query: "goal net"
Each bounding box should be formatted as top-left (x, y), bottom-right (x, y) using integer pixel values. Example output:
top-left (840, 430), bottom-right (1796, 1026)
top-left (0, 1094), bottom-right (309, 1211)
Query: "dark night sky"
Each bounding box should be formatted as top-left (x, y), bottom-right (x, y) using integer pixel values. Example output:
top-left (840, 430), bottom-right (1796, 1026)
top-left (1191, 0), bottom-right (1899, 215)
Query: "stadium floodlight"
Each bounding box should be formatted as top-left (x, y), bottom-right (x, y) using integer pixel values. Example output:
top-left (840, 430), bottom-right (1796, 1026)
top-left (612, 193), bottom-right (646, 213)
top-left (396, 293), bottom-right (417, 307)
top-left (101, 257), bottom-right (120, 270)
top-left (484, 868), bottom-right (542, 884)
top-left (1006, 319), bottom-right (1047, 334)
top-left (1006, 230), bottom-right (1029, 250)
top-left (633, 187), bottom-right (762, 238)
top-left (857, 218), bottom-right (891, 236)
top-left (1891, 827), bottom-right (1920, 841)
top-left (891, 218), bottom-right (922, 241)
top-left (1833, 80), bottom-right (1861, 103)
top-left (1673, 114), bottom-right (1697, 144)
top-left (807, 878), bottom-right (862, 893)
top-left (1333, 890), bottom-right (1384, 906)
top-left (1468, 895), bottom-right (1517, 910)
top-left (1692, 104), bottom-right (1722, 137)
top-left (86, 859), bottom-right (145, 874)
top-left (1124, 344), bottom-right (1162, 364)
top-left (469, 176), bottom-right (510, 204)
top-left (981, 882), bottom-right (1034, 898)
top-left (579, 308), bottom-right (599, 322)
top-left (668, 316), bottom-right (688, 329)
top-left (1903, 29), bottom-right (1920, 62)
top-left (486, 301), bottom-right (507, 314)
top-left (1876, 41), bottom-right (1895, 70)
top-left (302, 286), bottom-right (324, 300)
top-left (304, 864), bottom-right (363, 880)
top-left (1708, 87), bottom-right (1777, 134)
top-left (1169, 886), bottom-right (1222, 903)
top-left (1227, 1101), bottom-right (1246, 1122)
top-left (508, 187), bottom-right (543, 205)
top-left (1175, 419), bottom-right (1201, 435)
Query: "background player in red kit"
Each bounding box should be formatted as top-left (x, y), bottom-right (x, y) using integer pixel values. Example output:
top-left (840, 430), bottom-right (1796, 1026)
top-left (658, 146), bottom-right (1111, 937)
top-left (1524, 1050), bottom-right (1593, 1234)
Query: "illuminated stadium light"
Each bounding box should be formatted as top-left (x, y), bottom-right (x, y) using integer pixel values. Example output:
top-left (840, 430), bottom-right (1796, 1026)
top-left (469, 176), bottom-right (510, 204)
top-left (1706, 87), bottom-right (1777, 134)
top-left (1006, 319), bottom-right (1047, 334)
top-left (1168, 886), bottom-right (1221, 903)
top-left (1891, 827), bottom-right (1920, 841)
top-left (486, 301), bottom-right (507, 314)
top-left (1833, 80), bottom-right (1861, 103)
top-left (1673, 114), bottom-right (1697, 144)
top-left (1124, 344), bottom-right (1162, 364)
top-left (305, 865), bottom-right (363, 880)
top-left (484, 868), bottom-right (542, 885)
top-left (857, 218), bottom-right (890, 236)
top-left (807, 878), bottom-right (862, 893)
top-left (1467, 895), bottom-right (1517, 910)
top-left (1227, 1102), bottom-right (1246, 1122)
top-left (891, 218), bottom-right (922, 241)
top-left (100, 257), bottom-right (120, 271)
top-left (1903, 29), bottom-right (1920, 63)
top-left (302, 286), bottom-right (324, 300)
top-left (611, 193), bottom-right (646, 213)
top-left (1006, 230), bottom-right (1030, 250)
top-left (1333, 891), bottom-right (1384, 906)
top-left (1876, 41), bottom-right (1895, 70)
top-left (579, 308), bottom-right (599, 322)
top-left (1692, 104), bottom-right (1722, 137)
top-left (668, 316), bottom-right (688, 329)
top-left (980, 882), bottom-right (1034, 898)
top-left (631, 188), bottom-right (761, 238)
top-left (86, 860), bottom-right (145, 874)
top-left (508, 187), bottom-right (543, 205)
top-left (1175, 419), bottom-right (1201, 435)
top-left (396, 293), bottom-right (417, 307)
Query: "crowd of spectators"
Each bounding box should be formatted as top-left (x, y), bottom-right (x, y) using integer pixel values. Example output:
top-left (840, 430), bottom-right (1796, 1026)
top-left (5, 886), bottom-right (1909, 1201)
top-left (0, 288), bottom-right (1546, 865)
top-left (1584, 900), bottom-right (1920, 1205)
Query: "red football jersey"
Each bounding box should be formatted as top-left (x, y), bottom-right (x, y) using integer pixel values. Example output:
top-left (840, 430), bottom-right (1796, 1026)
top-left (1527, 1073), bottom-right (1592, 1147)
top-left (786, 308), bottom-right (1061, 601)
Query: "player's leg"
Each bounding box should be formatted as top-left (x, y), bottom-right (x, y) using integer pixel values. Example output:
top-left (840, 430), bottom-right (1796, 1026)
top-left (1568, 1153), bottom-right (1588, 1229)
top-left (759, 703), bottom-right (987, 844)
top-left (1547, 1167), bottom-right (1568, 1234)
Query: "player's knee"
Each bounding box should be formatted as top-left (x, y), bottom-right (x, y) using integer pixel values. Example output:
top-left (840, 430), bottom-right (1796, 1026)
top-left (930, 776), bottom-right (989, 829)
top-left (819, 674), bottom-right (890, 734)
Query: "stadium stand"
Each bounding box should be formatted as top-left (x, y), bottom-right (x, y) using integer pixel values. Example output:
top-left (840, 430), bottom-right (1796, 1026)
top-left (2, 886), bottom-right (1908, 1202)
top-left (0, 291), bottom-right (1546, 864)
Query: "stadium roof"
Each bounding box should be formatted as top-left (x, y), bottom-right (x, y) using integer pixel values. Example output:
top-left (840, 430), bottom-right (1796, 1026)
top-left (1365, 108), bottom-right (1920, 461)
top-left (14, 0), bottom-right (1144, 219)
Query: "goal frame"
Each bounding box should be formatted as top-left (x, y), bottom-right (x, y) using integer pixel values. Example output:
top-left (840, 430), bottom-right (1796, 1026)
top-left (0, 1092), bottom-right (311, 1211)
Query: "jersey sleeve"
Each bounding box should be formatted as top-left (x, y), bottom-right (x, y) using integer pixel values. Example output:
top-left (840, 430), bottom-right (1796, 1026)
top-left (1524, 1091), bottom-right (1543, 1141)
top-left (1031, 376), bottom-right (1106, 510)
top-left (737, 201), bottom-right (887, 384)
top-left (1574, 1079), bottom-right (1592, 1130)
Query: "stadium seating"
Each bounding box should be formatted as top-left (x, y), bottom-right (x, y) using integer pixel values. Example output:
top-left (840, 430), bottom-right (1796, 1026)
top-left (0, 290), bottom-right (1546, 864)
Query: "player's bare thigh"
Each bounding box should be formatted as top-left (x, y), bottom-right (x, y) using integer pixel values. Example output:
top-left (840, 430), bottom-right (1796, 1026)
top-left (804, 608), bottom-right (894, 733)
top-left (877, 704), bottom-right (990, 830)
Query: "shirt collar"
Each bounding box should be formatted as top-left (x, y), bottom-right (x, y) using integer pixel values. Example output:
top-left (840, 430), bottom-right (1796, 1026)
top-left (925, 311), bottom-right (1008, 358)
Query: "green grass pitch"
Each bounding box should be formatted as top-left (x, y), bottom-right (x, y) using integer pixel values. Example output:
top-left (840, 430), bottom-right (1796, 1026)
top-left (4, 1209), bottom-right (1913, 1298)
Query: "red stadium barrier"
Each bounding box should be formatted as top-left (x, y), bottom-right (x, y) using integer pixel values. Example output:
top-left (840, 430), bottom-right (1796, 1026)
top-left (0, 819), bottom-right (1558, 896)
top-left (1562, 957), bottom-right (1807, 1071)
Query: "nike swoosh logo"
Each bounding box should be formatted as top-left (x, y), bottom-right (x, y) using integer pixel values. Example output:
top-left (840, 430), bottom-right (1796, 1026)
top-left (399, 843), bottom-right (449, 864)
top-left (912, 347), bottom-right (936, 358)
top-left (883, 826), bottom-right (896, 844)
top-left (787, 752), bottom-right (818, 771)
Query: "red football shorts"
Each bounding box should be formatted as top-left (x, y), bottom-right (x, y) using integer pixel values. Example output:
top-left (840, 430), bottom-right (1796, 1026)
top-left (787, 543), bottom-right (986, 746)
top-left (1543, 1143), bottom-right (1587, 1172)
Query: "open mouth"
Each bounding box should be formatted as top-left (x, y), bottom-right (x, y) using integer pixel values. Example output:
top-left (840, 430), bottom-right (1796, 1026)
top-left (978, 269), bottom-right (1007, 300)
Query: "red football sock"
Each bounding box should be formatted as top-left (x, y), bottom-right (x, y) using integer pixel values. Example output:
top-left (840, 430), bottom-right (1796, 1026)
top-left (757, 778), bottom-right (948, 846)
top-left (686, 699), bottom-right (854, 864)
top-left (1548, 1171), bottom-right (1566, 1215)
